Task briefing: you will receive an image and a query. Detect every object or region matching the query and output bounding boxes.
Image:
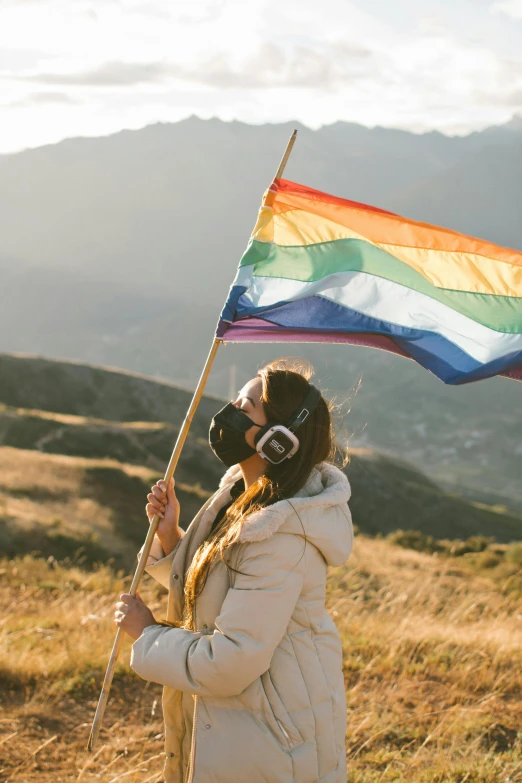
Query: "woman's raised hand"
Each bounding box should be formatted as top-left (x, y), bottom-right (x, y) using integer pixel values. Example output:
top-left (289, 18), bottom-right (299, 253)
top-left (146, 477), bottom-right (182, 556)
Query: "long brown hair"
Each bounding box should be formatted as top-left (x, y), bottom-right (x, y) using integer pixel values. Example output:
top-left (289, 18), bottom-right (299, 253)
top-left (179, 358), bottom-right (345, 630)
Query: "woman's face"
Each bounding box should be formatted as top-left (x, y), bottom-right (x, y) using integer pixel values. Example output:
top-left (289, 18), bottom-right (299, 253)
top-left (232, 377), bottom-right (268, 449)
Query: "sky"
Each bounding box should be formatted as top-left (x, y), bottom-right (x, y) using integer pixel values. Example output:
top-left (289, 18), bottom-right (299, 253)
top-left (1, 0), bottom-right (522, 154)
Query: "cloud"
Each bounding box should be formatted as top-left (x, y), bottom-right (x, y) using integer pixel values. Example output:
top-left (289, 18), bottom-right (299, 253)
top-left (468, 52), bottom-right (522, 109)
top-left (200, 43), bottom-right (377, 90)
top-left (125, 3), bottom-right (172, 20)
top-left (418, 15), bottom-right (452, 35)
top-left (490, 0), bottom-right (522, 19)
top-left (177, 0), bottom-right (226, 24)
top-left (21, 61), bottom-right (171, 86)
top-left (20, 42), bottom-right (380, 91)
top-left (474, 86), bottom-right (522, 108)
top-left (23, 91), bottom-right (77, 105)
top-left (6, 91), bottom-right (77, 108)
top-left (0, 46), bottom-right (52, 70)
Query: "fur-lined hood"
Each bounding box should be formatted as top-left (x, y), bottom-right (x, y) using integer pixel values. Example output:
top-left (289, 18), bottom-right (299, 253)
top-left (218, 461), bottom-right (353, 567)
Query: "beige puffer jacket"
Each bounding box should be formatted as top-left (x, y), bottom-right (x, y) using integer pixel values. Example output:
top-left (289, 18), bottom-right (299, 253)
top-left (131, 461), bottom-right (353, 783)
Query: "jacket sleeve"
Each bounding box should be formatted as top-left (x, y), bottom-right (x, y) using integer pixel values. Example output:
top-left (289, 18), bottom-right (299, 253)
top-left (130, 532), bottom-right (305, 697)
top-left (137, 530), bottom-right (186, 590)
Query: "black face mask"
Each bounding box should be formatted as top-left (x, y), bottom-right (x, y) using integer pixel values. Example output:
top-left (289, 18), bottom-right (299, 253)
top-left (209, 402), bottom-right (263, 467)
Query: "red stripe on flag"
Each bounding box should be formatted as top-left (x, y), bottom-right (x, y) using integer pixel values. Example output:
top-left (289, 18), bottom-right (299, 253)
top-left (274, 178), bottom-right (398, 217)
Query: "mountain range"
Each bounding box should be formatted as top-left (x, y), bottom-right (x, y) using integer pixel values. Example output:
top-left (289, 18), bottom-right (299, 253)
top-left (0, 116), bottom-right (520, 509)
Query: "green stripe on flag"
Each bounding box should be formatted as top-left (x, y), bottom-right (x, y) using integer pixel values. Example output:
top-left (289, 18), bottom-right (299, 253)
top-left (241, 239), bottom-right (522, 334)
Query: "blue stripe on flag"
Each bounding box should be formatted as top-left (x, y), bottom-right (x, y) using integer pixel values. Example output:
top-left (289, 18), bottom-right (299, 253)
top-left (231, 294), bottom-right (522, 384)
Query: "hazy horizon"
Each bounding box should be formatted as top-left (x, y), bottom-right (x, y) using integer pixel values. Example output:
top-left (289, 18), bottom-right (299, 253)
top-left (2, 111), bottom-right (522, 158)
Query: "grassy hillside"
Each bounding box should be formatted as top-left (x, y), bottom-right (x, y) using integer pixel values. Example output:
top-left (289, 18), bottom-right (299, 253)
top-left (1, 538), bottom-right (520, 782)
top-left (0, 447), bottom-right (209, 566)
top-left (327, 347), bottom-right (522, 514)
top-left (1, 439), bottom-right (520, 574)
top-left (347, 450), bottom-right (522, 543)
top-left (0, 354), bottom-right (520, 554)
top-left (2, 350), bottom-right (521, 521)
top-left (0, 403), bottom-right (224, 488)
top-left (0, 353), bottom-right (221, 433)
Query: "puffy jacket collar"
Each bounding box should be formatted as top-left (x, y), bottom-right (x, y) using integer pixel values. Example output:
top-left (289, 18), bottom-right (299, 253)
top-left (218, 462), bottom-right (352, 553)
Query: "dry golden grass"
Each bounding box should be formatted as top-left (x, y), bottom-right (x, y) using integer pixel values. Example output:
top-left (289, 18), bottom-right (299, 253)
top-left (0, 535), bottom-right (521, 782)
top-left (331, 538), bottom-right (522, 781)
top-left (0, 557), bottom-right (165, 783)
top-left (0, 447), bottom-right (145, 559)
top-left (0, 446), bottom-right (209, 565)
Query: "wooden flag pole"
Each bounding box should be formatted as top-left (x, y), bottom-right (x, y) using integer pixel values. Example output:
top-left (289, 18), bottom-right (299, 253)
top-left (274, 128), bottom-right (297, 181)
top-left (87, 336), bottom-right (221, 751)
top-left (87, 128), bottom-right (298, 752)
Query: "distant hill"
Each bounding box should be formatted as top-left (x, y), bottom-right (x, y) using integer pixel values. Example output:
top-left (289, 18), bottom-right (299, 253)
top-left (0, 403), bottom-right (224, 489)
top-left (0, 352), bottom-right (221, 435)
top-left (0, 446), bottom-right (209, 566)
top-left (0, 354), bottom-right (520, 565)
top-left (2, 351), bottom-right (520, 516)
top-left (2, 439), bottom-right (520, 569)
top-left (346, 449), bottom-right (522, 542)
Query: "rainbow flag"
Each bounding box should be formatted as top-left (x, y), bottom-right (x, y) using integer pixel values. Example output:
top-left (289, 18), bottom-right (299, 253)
top-left (216, 179), bottom-right (522, 385)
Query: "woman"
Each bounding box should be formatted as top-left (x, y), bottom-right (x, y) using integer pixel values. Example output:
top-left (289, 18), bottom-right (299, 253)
top-left (114, 360), bottom-right (354, 783)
